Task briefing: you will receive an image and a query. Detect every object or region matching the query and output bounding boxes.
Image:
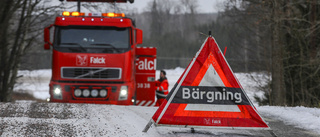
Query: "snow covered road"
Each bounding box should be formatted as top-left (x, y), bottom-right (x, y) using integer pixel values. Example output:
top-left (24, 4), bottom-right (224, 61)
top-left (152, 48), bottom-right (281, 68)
top-left (0, 102), bottom-right (156, 137)
top-left (1, 101), bottom-right (319, 137)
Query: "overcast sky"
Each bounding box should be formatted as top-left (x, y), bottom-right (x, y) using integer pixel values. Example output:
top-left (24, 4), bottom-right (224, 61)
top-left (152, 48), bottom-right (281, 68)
top-left (122, 0), bottom-right (226, 13)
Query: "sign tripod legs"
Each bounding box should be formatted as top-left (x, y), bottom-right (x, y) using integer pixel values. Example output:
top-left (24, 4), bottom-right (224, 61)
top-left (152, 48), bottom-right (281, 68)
top-left (142, 120), bottom-right (153, 132)
top-left (191, 128), bottom-right (195, 133)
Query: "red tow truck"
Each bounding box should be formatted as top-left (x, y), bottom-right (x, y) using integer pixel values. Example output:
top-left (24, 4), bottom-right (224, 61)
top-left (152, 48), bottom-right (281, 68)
top-left (44, 0), bottom-right (156, 106)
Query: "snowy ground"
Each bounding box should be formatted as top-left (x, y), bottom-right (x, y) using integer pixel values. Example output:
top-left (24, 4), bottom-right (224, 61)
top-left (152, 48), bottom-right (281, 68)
top-left (7, 68), bottom-right (320, 136)
top-left (0, 102), bottom-right (275, 137)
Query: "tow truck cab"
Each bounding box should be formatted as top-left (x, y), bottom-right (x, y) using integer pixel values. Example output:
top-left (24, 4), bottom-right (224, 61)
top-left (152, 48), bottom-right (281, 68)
top-left (44, 10), bottom-right (156, 105)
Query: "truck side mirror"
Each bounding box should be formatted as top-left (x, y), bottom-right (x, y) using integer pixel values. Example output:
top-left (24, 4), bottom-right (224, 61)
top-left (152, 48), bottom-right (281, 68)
top-left (44, 43), bottom-right (51, 50)
top-left (136, 29), bottom-right (143, 44)
top-left (44, 24), bottom-right (54, 50)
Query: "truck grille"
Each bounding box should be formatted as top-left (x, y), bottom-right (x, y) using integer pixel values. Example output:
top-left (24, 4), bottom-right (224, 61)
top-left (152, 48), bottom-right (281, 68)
top-left (62, 67), bottom-right (121, 79)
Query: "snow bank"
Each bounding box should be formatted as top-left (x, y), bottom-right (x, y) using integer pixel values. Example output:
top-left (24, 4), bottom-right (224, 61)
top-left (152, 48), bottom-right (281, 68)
top-left (15, 69), bottom-right (51, 100)
top-left (258, 106), bottom-right (320, 134)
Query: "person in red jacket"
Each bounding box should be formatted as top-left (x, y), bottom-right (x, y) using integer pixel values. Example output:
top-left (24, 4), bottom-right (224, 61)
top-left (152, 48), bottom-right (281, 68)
top-left (155, 70), bottom-right (169, 106)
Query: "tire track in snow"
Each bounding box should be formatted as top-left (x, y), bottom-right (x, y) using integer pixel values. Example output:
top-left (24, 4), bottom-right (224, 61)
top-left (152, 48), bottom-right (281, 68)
top-left (24, 102), bottom-right (76, 136)
top-left (0, 102), bottom-right (79, 136)
top-left (77, 104), bottom-right (146, 137)
top-left (0, 102), bottom-right (31, 136)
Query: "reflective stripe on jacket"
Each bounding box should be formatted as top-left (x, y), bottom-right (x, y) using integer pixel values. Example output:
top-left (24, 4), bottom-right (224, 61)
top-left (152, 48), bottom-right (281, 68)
top-left (156, 79), bottom-right (168, 99)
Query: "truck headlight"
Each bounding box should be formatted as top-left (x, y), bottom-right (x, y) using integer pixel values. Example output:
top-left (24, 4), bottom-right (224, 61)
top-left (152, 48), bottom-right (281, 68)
top-left (119, 86), bottom-right (128, 100)
top-left (54, 88), bottom-right (61, 95)
top-left (74, 89), bottom-right (82, 97)
top-left (91, 89), bottom-right (98, 97)
top-left (52, 85), bottom-right (62, 100)
top-left (100, 89), bottom-right (107, 97)
top-left (83, 89), bottom-right (90, 97)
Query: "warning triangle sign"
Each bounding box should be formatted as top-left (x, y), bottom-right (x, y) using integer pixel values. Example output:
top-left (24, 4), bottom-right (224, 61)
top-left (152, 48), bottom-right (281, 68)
top-left (143, 36), bottom-right (269, 132)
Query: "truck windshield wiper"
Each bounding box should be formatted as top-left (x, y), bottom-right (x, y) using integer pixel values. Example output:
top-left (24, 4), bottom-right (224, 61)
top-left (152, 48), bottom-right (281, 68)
top-left (60, 42), bottom-right (87, 52)
top-left (90, 43), bottom-right (120, 53)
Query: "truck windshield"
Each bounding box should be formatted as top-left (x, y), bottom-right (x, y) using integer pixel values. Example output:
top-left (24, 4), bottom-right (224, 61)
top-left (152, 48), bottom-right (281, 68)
top-left (54, 26), bottom-right (130, 53)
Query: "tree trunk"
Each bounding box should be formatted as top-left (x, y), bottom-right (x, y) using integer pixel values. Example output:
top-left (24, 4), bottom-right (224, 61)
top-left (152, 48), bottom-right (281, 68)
top-left (270, 0), bottom-right (286, 106)
top-left (0, 0), bottom-right (16, 102)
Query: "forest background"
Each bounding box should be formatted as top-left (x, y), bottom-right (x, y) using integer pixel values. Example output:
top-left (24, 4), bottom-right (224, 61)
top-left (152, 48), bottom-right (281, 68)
top-left (1, 0), bottom-right (320, 107)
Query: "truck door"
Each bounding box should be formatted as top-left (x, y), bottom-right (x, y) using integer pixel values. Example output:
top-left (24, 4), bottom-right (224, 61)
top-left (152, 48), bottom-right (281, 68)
top-left (135, 47), bottom-right (157, 106)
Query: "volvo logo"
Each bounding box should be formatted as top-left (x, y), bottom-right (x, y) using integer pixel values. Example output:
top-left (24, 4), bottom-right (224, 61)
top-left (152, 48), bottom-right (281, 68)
top-left (89, 70), bottom-right (95, 76)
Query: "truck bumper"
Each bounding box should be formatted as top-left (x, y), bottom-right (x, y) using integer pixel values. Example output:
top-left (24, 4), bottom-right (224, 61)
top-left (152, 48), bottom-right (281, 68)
top-left (49, 81), bottom-right (134, 105)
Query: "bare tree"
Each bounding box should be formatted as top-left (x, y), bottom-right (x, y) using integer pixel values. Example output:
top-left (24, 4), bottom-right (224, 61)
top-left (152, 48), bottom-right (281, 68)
top-left (223, 0), bottom-right (320, 107)
top-left (0, 0), bottom-right (60, 102)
